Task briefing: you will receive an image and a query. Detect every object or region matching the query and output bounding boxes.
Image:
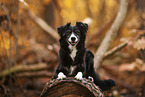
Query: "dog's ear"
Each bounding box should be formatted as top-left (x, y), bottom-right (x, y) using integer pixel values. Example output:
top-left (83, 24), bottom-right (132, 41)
top-left (76, 22), bottom-right (88, 33)
top-left (57, 23), bottom-right (71, 36)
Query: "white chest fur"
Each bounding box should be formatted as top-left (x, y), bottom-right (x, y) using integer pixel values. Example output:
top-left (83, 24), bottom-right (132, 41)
top-left (69, 45), bottom-right (77, 60)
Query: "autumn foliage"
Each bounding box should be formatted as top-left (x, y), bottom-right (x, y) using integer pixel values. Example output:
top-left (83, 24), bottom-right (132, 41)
top-left (0, 0), bottom-right (145, 97)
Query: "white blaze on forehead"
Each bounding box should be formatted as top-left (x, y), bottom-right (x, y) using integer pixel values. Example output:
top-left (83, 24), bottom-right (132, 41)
top-left (68, 32), bottom-right (78, 43)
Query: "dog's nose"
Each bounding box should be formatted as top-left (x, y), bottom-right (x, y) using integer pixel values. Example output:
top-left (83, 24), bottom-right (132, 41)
top-left (71, 37), bottom-right (76, 41)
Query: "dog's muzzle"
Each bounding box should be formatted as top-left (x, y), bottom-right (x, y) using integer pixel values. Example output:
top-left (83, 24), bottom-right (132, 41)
top-left (70, 37), bottom-right (76, 45)
top-left (68, 33), bottom-right (79, 46)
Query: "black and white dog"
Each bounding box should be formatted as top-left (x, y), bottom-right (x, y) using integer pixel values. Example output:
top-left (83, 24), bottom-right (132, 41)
top-left (54, 22), bottom-right (116, 91)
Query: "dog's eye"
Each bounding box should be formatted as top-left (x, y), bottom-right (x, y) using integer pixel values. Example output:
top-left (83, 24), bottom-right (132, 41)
top-left (66, 31), bottom-right (71, 35)
top-left (75, 31), bottom-right (80, 35)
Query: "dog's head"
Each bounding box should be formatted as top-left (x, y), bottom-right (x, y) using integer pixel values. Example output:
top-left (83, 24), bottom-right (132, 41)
top-left (57, 22), bottom-right (88, 47)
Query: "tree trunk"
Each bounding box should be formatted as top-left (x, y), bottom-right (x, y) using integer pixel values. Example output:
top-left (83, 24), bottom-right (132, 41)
top-left (40, 77), bottom-right (104, 97)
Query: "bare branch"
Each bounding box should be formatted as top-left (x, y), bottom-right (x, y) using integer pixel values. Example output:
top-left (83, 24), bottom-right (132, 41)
top-left (94, 0), bottom-right (129, 70)
top-left (14, 0), bottom-right (19, 66)
top-left (17, 71), bottom-right (53, 78)
top-left (28, 10), bottom-right (59, 40)
top-left (104, 42), bottom-right (128, 59)
top-left (0, 63), bottom-right (50, 78)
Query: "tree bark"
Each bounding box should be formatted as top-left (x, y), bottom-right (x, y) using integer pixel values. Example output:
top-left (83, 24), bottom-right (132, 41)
top-left (40, 78), bottom-right (104, 97)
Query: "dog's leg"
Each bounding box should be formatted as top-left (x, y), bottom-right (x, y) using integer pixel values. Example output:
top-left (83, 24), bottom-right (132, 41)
top-left (53, 64), bottom-right (68, 79)
top-left (53, 48), bottom-right (71, 79)
top-left (73, 63), bottom-right (85, 80)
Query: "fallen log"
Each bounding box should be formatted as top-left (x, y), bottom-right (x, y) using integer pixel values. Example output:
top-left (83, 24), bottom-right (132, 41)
top-left (40, 78), bottom-right (104, 97)
top-left (0, 63), bottom-right (50, 78)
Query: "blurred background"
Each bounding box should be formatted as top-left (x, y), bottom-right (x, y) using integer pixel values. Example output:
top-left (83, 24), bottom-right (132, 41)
top-left (0, 0), bottom-right (145, 97)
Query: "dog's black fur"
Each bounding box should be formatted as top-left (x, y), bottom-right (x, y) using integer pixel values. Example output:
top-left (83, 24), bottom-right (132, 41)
top-left (54, 22), bottom-right (116, 91)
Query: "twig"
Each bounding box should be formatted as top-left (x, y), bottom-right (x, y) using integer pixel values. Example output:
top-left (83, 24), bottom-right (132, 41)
top-left (0, 63), bottom-right (50, 78)
top-left (14, 2), bottom-right (29, 97)
top-left (0, 3), bottom-right (12, 35)
top-left (0, 3), bottom-right (13, 72)
top-left (14, 0), bottom-right (19, 66)
top-left (103, 42), bottom-right (128, 59)
top-left (94, 0), bottom-right (129, 70)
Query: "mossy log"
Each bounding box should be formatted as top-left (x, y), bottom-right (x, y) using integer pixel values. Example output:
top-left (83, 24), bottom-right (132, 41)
top-left (40, 77), bottom-right (104, 97)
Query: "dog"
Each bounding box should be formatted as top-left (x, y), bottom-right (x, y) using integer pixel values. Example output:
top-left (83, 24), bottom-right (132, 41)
top-left (53, 22), bottom-right (116, 91)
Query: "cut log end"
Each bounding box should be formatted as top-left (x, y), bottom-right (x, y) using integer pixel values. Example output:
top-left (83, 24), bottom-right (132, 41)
top-left (40, 77), bottom-right (104, 97)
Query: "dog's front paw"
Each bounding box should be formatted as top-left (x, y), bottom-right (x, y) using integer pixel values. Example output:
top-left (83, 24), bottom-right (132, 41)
top-left (57, 72), bottom-right (66, 79)
top-left (75, 72), bottom-right (83, 80)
